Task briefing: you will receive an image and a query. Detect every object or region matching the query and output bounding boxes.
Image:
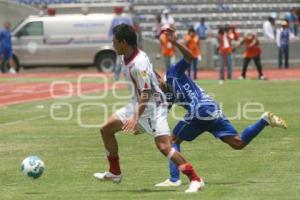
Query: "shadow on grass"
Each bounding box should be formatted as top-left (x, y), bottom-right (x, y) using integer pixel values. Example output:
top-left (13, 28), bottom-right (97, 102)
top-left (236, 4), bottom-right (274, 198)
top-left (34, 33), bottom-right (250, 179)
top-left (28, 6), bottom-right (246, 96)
top-left (101, 188), bottom-right (176, 193)
top-left (206, 180), bottom-right (276, 186)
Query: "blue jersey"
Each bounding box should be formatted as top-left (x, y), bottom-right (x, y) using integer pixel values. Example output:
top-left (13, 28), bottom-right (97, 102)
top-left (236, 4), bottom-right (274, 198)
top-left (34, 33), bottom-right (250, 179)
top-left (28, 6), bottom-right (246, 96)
top-left (165, 58), bottom-right (221, 119)
top-left (0, 29), bottom-right (12, 49)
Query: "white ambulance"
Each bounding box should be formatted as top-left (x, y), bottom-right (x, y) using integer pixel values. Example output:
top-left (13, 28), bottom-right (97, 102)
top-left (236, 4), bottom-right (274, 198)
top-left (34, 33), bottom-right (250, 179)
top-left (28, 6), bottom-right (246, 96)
top-left (11, 8), bottom-right (139, 72)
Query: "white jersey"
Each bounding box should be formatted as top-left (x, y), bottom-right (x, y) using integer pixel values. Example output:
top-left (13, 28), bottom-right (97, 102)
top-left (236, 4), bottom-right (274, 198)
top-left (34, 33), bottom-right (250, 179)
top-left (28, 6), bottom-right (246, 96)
top-left (121, 49), bottom-right (166, 108)
top-left (115, 49), bottom-right (170, 137)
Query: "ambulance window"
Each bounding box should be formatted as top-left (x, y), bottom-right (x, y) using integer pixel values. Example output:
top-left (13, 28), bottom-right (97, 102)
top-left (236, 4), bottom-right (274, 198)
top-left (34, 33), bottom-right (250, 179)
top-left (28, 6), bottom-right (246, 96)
top-left (17, 21), bottom-right (43, 37)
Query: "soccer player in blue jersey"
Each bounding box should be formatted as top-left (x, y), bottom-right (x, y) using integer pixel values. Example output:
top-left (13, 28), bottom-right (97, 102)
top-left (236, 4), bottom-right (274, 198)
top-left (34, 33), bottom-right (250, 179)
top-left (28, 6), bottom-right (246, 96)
top-left (155, 28), bottom-right (288, 187)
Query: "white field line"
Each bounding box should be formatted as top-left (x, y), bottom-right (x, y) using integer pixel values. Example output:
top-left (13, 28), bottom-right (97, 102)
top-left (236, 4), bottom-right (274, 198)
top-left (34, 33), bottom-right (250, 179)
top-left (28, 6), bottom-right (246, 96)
top-left (0, 115), bottom-right (47, 126)
top-left (0, 103), bottom-right (119, 127)
top-left (0, 93), bottom-right (24, 99)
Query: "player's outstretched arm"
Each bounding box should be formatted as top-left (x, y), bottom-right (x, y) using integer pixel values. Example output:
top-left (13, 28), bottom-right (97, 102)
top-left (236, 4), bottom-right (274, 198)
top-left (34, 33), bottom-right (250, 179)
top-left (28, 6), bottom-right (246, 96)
top-left (165, 28), bottom-right (193, 64)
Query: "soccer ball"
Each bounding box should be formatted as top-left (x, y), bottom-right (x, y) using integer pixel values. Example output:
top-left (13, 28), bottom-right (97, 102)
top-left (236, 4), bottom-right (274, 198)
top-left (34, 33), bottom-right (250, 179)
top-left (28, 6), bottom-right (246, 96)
top-left (21, 156), bottom-right (45, 179)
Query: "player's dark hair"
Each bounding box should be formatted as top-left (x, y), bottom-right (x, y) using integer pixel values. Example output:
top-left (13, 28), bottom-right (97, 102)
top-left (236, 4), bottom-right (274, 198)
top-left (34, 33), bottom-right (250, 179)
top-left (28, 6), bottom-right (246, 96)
top-left (113, 23), bottom-right (137, 48)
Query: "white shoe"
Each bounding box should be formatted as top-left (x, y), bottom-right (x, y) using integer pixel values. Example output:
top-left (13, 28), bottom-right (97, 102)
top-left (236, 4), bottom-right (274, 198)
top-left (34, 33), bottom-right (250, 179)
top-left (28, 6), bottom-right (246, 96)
top-left (262, 112), bottom-right (287, 129)
top-left (9, 68), bottom-right (16, 74)
top-left (259, 75), bottom-right (266, 80)
top-left (93, 171), bottom-right (122, 183)
top-left (239, 76), bottom-right (245, 80)
top-left (155, 179), bottom-right (182, 187)
top-left (185, 178), bottom-right (205, 193)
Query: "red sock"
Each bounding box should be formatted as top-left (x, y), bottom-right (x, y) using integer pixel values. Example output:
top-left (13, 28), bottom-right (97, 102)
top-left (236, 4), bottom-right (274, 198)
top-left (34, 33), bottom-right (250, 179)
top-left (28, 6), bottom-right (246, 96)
top-left (107, 155), bottom-right (121, 175)
top-left (178, 163), bottom-right (200, 182)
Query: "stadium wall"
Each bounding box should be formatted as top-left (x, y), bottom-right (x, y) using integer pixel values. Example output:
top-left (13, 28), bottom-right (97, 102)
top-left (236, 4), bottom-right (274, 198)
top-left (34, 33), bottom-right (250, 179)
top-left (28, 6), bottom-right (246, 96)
top-left (0, 0), bottom-right (37, 27)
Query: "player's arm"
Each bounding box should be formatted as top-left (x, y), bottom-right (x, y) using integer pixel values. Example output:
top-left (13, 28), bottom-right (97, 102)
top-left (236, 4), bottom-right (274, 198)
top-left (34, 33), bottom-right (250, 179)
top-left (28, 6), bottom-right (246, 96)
top-left (233, 37), bottom-right (245, 52)
top-left (165, 28), bottom-right (193, 64)
top-left (122, 68), bottom-right (153, 133)
top-left (249, 35), bottom-right (259, 47)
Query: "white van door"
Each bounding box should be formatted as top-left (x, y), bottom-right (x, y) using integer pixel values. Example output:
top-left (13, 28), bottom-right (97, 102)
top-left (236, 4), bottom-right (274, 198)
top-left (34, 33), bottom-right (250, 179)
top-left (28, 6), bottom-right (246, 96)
top-left (13, 21), bottom-right (47, 65)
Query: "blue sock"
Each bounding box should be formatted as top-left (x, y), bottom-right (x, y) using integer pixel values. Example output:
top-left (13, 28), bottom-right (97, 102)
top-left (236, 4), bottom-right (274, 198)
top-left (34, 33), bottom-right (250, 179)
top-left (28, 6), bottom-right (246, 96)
top-left (169, 143), bottom-right (180, 182)
top-left (241, 119), bottom-right (268, 144)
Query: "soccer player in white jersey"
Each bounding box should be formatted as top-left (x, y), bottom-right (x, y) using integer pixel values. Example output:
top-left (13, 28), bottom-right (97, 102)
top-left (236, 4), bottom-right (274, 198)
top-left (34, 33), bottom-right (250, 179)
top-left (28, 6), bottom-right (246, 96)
top-left (94, 24), bottom-right (204, 193)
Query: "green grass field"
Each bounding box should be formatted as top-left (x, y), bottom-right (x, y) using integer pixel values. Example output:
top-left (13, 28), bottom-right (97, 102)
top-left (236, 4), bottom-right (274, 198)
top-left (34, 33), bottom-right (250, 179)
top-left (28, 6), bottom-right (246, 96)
top-left (0, 80), bottom-right (299, 200)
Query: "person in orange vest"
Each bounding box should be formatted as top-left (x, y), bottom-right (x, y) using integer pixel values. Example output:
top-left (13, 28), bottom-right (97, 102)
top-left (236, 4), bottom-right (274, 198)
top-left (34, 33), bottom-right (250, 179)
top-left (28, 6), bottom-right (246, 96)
top-left (217, 26), bottom-right (234, 84)
top-left (184, 27), bottom-right (201, 80)
top-left (235, 32), bottom-right (265, 80)
top-left (160, 25), bottom-right (176, 70)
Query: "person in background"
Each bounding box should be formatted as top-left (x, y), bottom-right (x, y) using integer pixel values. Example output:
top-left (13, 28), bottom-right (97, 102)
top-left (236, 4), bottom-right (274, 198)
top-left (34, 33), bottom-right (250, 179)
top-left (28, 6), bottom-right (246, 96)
top-left (235, 32), bottom-right (265, 80)
top-left (276, 20), bottom-right (295, 69)
top-left (228, 24), bottom-right (239, 41)
top-left (217, 26), bottom-right (234, 84)
top-left (153, 13), bottom-right (162, 60)
top-left (286, 8), bottom-right (299, 36)
top-left (184, 27), bottom-right (201, 80)
top-left (227, 24), bottom-right (239, 76)
top-left (0, 21), bottom-right (16, 74)
top-left (161, 9), bottom-right (175, 28)
top-left (195, 17), bottom-right (210, 40)
top-left (109, 7), bottom-right (134, 81)
top-left (263, 16), bottom-right (276, 41)
top-left (160, 25), bottom-right (176, 71)
top-left (153, 13), bottom-right (162, 39)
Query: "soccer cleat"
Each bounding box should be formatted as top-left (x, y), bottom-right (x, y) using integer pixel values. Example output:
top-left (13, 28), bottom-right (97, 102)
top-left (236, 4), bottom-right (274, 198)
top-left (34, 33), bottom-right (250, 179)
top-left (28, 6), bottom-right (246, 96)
top-left (155, 179), bottom-right (182, 187)
top-left (262, 112), bottom-right (287, 129)
top-left (93, 171), bottom-right (122, 183)
top-left (185, 178), bottom-right (205, 193)
top-left (239, 76), bottom-right (245, 80)
top-left (9, 68), bottom-right (16, 74)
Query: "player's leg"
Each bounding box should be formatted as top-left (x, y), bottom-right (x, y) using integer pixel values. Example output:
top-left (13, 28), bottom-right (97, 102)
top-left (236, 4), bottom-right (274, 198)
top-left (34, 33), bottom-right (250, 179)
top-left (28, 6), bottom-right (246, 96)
top-left (284, 47), bottom-right (289, 68)
top-left (155, 135), bottom-right (183, 187)
top-left (227, 53), bottom-right (233, 80)
top-left (253, 56), bottom-right (264, 79)
top-left (278, 47), bottom-right (283, 68)
top-left (213, 113), bottom-right (287, 149)
top-left (147, 108), bottom-right (204, 192)
top-left (193, 58), bottom-right (198, 80)
top-left (154, 135), bottom-right (204, 193)
top-left (219, 53), bottom-right (225, 81)
top-left (6, 48), bottom-right (16, 74)
top-left (241, 57), bottom-right (251, 79)
top-left (100, 113), bottom-right (123, 157)
top-left (222, 135), bottom-right (247, 149)
top-left (239, 112), bottom-right (287, 145)
top-left (94, 111), bottom-right (125, 183)
top-left (155, 116), bottom-right (210, 191)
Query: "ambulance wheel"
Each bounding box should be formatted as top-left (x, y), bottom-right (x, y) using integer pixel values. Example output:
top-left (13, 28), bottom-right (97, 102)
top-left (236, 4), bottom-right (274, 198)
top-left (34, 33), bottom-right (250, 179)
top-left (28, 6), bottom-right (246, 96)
top-left (95, 52), bottom-right (116, 73)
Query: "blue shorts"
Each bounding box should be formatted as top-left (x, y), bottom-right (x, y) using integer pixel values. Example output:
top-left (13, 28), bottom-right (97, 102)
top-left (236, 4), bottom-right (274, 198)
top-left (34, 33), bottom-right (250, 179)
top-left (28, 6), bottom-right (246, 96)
top-left (173, 116), bottom-right (238, 141)
top-left (0, 47), bottom-right (13, 60)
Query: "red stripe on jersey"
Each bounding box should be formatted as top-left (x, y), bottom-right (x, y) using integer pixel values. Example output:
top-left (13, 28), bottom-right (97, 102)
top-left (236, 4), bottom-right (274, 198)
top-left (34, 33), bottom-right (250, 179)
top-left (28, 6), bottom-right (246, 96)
top-left (144, 82), bottom-right (149, 89)
top-left (124, 49), bottom-right (140, 65)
